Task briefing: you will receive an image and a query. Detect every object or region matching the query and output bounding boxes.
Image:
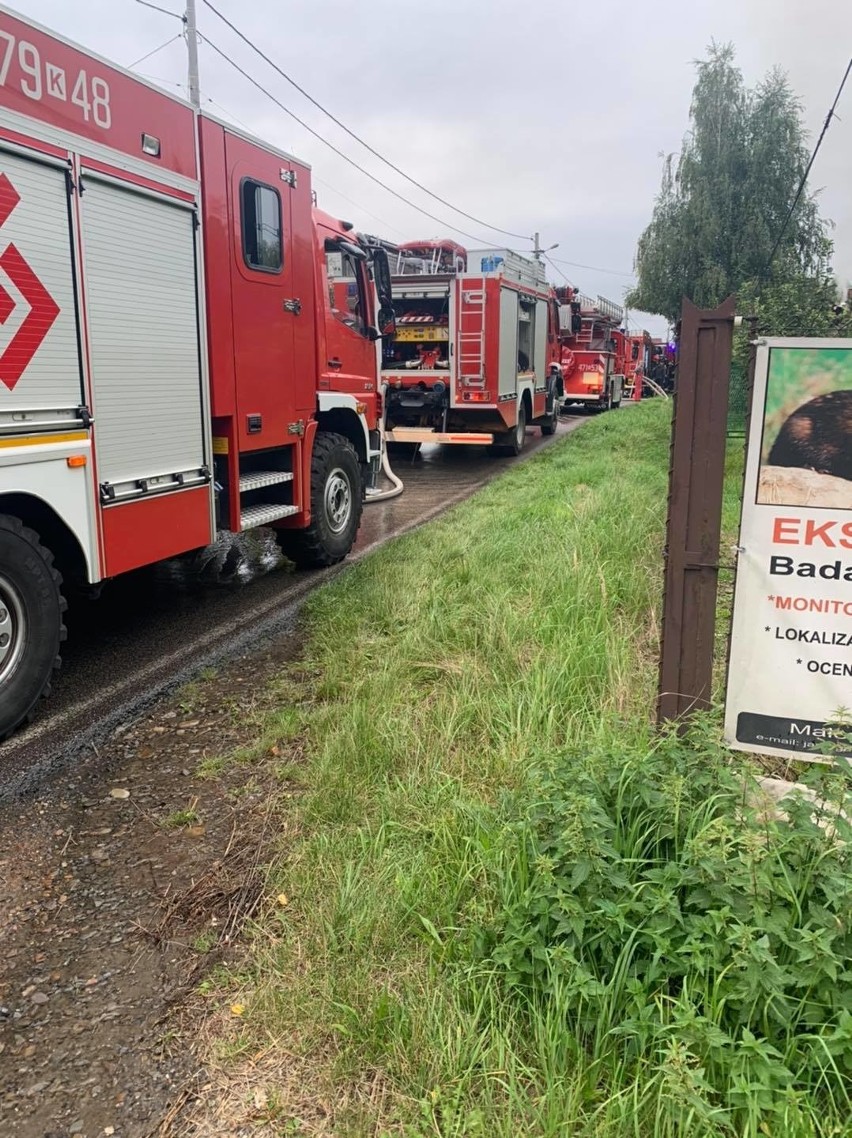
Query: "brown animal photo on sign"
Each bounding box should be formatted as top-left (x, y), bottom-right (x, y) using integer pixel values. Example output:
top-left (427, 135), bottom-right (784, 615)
top-left (758, 347), bottom-right (852, 510)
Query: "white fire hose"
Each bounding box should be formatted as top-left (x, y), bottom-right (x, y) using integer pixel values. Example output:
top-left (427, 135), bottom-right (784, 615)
top-left (365, 382), bottom-right (404, 503)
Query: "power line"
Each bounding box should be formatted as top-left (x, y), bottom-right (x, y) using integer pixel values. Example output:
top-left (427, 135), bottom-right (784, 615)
top-left (548, 254), bottom-right (635, 279)
top-left (135, 73), bottom-right (257, 137)
top-left (134, 71), bottom-right (185, 87)
top-left (764, 55), bottom-right (852, 275)
top-left (544, 252), bottom-right (572, 286)
top-left (200, 0), bottom-right (533, 243)
top-left (312, 177), bottom-right (409, 240)
top-left (127, 33), bottom-right (182, 69)
top-left (188, 85), bottom-right (405, 237)
top-left (135, 0), bottom-right (183, 20)
top-left (198, 31), bottom-right (509, 247)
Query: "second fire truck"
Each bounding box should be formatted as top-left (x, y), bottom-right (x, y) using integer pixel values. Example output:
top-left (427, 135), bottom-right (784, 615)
top-left (381, 242), bottom-right (563, 454)
top-left (556, 288), bottom-right (627, 412)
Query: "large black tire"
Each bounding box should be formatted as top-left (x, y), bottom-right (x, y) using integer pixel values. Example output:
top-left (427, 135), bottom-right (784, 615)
top-left (0, 515), bottom-right (66, 740)
top-left (540, 402), bottom-right (558, 436)
top-left (489, 400), bottom-right (528, 457)
top-left (278, 432), bottom-right (363, 568)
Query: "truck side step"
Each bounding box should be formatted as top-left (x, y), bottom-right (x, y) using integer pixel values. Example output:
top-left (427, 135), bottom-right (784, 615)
top-left (240, 502), bottom-right (299, 529)
top-left (238, 470), bottom-right (294, 492)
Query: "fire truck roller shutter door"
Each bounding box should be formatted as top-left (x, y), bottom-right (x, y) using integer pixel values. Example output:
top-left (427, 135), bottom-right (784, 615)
top-left (80, 175), bottom-right (205, 490)
top-left (0, 148), bottom-right (83, 420)
top-left (498, 287), bottom-right (518, 399)
top-left (533, 298), bottom-right (547, 381)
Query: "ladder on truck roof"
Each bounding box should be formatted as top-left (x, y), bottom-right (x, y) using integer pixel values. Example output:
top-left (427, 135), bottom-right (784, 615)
top-left (457, 282), bottom-right (486, 388)
top-left (577, 293), bottom-right (624, 324)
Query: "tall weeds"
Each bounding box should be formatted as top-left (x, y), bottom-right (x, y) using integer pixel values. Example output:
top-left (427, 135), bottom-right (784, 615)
top-left (227, 403), bottom-right (852, 1137)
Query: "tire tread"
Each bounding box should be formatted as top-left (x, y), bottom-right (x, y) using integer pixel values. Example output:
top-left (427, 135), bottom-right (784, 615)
top-left (279, 432), bottom-right (363, 569)
top-left (0, 514), bottom-right (66, 741)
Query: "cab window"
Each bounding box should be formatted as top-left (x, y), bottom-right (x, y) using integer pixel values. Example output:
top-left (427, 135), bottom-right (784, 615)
top-left (326, 249), bottom-right (367, 334)
top-left (241, 179), bottom-right (282, 273)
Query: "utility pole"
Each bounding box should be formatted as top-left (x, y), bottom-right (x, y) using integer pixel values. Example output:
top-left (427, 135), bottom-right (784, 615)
top-left (532, 232), bottom-right (557, 263)
top-left (184, 0), bottom-right (200, 109)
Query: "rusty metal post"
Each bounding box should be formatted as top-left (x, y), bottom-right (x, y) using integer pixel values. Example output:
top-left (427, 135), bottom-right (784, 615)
top-left (657, 296), bottom-right (736, 725)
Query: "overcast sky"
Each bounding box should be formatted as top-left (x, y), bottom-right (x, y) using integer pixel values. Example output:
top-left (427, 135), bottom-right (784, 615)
top-left (23, 0), bottom-right (852, 338)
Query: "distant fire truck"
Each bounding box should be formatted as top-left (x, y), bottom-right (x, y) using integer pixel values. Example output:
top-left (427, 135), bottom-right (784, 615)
top-left (556, 289), bottom-right (627, 411)
top-left (0, 6), bottom-right (396, 737)
top-left (625, 331), bottom-right (654, 400)
top-left (381, 242), bottom-right (563, 453)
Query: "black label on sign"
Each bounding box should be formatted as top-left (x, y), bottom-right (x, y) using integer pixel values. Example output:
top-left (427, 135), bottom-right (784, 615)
top-left (736, 712), bottom-right (852, 759)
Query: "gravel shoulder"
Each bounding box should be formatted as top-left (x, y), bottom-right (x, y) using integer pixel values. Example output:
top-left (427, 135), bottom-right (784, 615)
top-left (0, 638), bottom-right (299, 1138)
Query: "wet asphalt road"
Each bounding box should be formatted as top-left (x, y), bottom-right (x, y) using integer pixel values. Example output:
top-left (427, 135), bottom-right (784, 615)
top-left (0, 417), bottom-right (585, 796)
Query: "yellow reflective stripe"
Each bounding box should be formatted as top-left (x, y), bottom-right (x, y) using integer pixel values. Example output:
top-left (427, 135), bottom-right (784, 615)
top-left (0, 431), bottom-right (89, 448)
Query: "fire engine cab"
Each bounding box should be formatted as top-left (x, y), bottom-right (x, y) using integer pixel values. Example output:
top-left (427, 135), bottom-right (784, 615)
top-left (382, 242), bottom-right (563, 454)
top-left (0, 6), bottom-right (395, 738)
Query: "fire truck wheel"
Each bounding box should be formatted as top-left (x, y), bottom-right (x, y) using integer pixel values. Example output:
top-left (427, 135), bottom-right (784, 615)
top-left (0, 515), bottom-right (66, 741)
top-left (278, 433), bottom-right (363, 568)
top-left (490, 400), bottom-right (528, 456)
top-left (540, 403), bottom-right (559, 436)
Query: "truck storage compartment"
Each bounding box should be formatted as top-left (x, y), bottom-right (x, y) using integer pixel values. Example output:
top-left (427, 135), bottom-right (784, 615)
top-left (80, 171), bottom-right (212, 569)
top-left (382, 292), bottom-right (451, 374)
top-left (0, 147), bottom-right (83, 428)
top-left (81, 172), bottom-right (208, 497)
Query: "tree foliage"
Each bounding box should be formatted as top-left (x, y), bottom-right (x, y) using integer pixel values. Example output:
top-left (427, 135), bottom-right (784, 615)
top-left (628, 44), bottom-right (839, 325)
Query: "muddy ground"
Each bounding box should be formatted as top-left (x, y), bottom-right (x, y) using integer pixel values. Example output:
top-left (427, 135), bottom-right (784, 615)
top-left (0, 638), bottom-right (297, 1138)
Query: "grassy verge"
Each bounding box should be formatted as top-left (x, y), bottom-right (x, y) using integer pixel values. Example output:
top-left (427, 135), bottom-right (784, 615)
top-left (203, 403), bottom-right (852, 1138)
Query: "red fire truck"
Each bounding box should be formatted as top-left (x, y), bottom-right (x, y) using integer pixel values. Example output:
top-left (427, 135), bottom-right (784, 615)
top-left (0, 7), bottom-right (396, 738)
top-left (382, 242), bottom-right (563, 454)
top-left (556, 288), bottom-right (627, 411)
top-left (625, 331), bottom-right (653, 400)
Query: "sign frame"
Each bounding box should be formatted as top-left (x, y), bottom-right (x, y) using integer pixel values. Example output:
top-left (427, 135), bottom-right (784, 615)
top-left (725, 336), bottom-right (852, 762)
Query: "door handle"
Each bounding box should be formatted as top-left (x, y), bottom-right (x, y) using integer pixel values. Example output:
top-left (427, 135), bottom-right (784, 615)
top-left (328, 358), bottom-right (342, 369)
top-left (283, 298), bottom-right (302, 315)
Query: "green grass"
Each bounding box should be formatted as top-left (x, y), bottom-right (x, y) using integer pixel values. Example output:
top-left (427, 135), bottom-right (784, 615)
top-left (208, 402), bottom-right (852, 1137)
top-left (163, 805), bottom-right (200, 828)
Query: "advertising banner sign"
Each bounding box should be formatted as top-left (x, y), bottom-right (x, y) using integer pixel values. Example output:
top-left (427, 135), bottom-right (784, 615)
top-left (725, 339), bottom-right (852, 761)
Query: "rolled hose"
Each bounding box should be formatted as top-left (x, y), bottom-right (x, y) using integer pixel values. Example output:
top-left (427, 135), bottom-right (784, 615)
top-left (365, 383), bottom-right (404, 503)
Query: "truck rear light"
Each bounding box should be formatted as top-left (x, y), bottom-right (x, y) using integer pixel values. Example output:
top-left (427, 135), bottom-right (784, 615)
top-left (462, 391), bottom-right (491, 402)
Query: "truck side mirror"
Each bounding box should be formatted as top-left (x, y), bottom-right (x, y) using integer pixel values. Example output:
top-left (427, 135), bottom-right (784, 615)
top-left (371, 248), bottom-right (395, 311)
top-left (337, 239), bottom-right (367, 262)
